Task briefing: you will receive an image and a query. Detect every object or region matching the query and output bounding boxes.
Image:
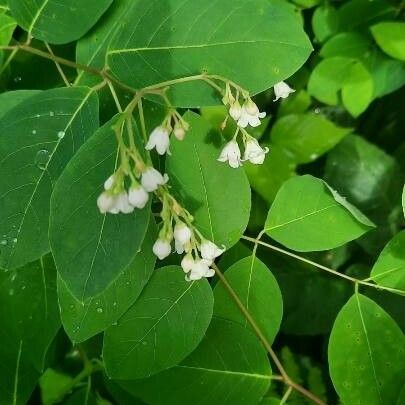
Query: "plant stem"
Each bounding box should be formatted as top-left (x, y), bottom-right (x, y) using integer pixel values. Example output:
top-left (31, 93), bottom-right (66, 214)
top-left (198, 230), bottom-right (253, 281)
top-left (44, 42), bottom-right (70, 86)
top-left (212, 263), bottom-right (326, 405)
top-left (242, 235), bottom-right (405, 296)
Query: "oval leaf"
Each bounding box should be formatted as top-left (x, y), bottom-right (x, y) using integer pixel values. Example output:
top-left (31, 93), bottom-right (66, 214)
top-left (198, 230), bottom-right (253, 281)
top-left (328, 294), bottom-right (405, 404)
top-left (118, 318), bottom-right (272, 405)
top-left (49, 115), bottom-right (150, 301)
top-left (9, 0), bottom-right (113, 44)
top-left (107, 0), bottom-right (312, 106)
top-left (370, 231), bottom-right (405, 290)
top-left (214, 256), bottom-right (283, 344)
top-left (166, 111), bottom-right (250, 248)
top-left (0, 87), bottom-right (99, 271)
top-left (58, 218), bottom-right (157, 343)
top-left (371, 22), bottom-right (405, 61)
top-left (265, 175), bottom-right (374, 252)
top-left (103, 266), bottom-right (214, 379)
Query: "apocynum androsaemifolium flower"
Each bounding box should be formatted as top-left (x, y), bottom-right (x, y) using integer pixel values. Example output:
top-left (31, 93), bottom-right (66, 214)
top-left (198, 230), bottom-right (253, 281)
top-left (244, 137), bottom-right (269, 165)
top-left (141, 167), bottom-right (169, 192)
top-left (273, 81), bottom-right (295, 101)
top-left (237, 100), bottom-right (266, 128)
top-left (145, 126), bottom-right (171, 155)
top-left (200, 239), bottom-right (225, 262)
top-left (128, 184), bottom-right (149, 209)
top-left (152, 238), bottom-right (172, 260)
top-left (217, 140), bottom-right (242, 168)
top-left (186, 259), bottom-right (215, 281)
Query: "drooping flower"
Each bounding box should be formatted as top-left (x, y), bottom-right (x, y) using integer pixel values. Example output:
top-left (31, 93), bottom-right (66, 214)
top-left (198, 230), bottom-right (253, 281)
top-left (174, 222), bottom-right (192, 245)
top-left (229, 100), bottom-right (242, 121)
top-left (181, 253), bottom-right (194, 273)
top-left (145, 126), bottom-right (170, 155)
top-left (152, 238), bottom-right (172, 260)
top-left (273, 81), bottom-right (295, 101)
top-left (200, 239), bottom-right (225, 262)
top-left (244, 138), bottom-right (269, 165)
top-left (237, 100), bottom-right (266, 128)
top-left (115, 192), bottom-right (134, 214)
top-left (97, 192), bottom-right (115, 214)
top-left (128, 184), bottom-right (149, 209)
top-left (186, 259), bottom-right (215, 281)
top-left (104, 174), bottom-right (115, 190)
top-left (141, 167), bottom-right (169, 192)
top-left (217, 140), bottom-right (242, 168)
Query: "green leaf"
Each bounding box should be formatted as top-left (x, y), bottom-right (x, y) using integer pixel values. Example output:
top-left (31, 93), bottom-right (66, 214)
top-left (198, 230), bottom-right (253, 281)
top-left (58, 218), bottom-right (157, 343)
top-left (107, 0), bottom-right (312, 106)
top-left (8, 0), bottom-right (113, 44)
top-left (277, 89), bottom-right (311, 117)
top-left (75, 0), bottom-right (133, 85)
top-left (103, 266), bottom-right (214, 379)
top-left (39, 369), bottom-right (73, 405)
top-left (0, 12), bottom-right (16, 46)
top-left (214, 256), bottom-right (283, 344)
top-left (0, 90), bottom-right (40, 120)
top-left (245, 144), bottom-right (296, 204)
top-left (0, 87), bottom-right (99, 271)
top-left (312, 5), bottom-right (339, 43)
top-left (320, 32), bottom-right (372, 59)
top-left (308, 57), bottom-right (373, 117)
top-left (370, 231), bottom-right (405, 291)
top-left (328, 294), bottom-right (405, 404)
top-left (166, 111), bottom-right (251, 248)
top-left (371, 22), bottom-right (405, 61)
top-left (0, 255), bottom-right (60, 405)
top-left (49, 115), bottom-right (150, 301)
top-left (270, 113), bottom-right (351, 164)
top-left (265, 175), bottom-right (374, 252)
top-left (403, 186), bottom-right (405, 218)
top-left (118, 318), bottom-right (272, 405)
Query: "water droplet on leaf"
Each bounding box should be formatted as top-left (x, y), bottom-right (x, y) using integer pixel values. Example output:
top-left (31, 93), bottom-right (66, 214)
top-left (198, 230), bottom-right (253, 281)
top-left (35, 150), bottom-right (50, 170)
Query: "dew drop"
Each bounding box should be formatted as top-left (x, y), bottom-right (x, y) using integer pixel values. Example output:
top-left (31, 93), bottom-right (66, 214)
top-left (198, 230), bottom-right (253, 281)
top-left (36, 114), bottom-right (40, 118)
top-left (69, 304), bottom-right (75, 310)
top-left (21, 285), bottom-right (26, 290)
top-left (10, 273), bottom-right (16, 282)
top-left (13, 76), bottom-right (22, 83)
top-left (9, 289), bottom-right (14, 296)
top-left (12, 238), bottom-right (17, 244)
top-left (96, 307), bottom-right (103, 313)
top-left (112, 301), bottom-right (118, 307)
top-left (49, 111), bottom-right (55, 117)
top-left (57, 131), bottom-right (65, 139)
top-left (35, 149), bottom-right (50, 170)
top-left (32, 130), bottom-right (37, 135)
top-left (0, 240), bottom-right (7, 246)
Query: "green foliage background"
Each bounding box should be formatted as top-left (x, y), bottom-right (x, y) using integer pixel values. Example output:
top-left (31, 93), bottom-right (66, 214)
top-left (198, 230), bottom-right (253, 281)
top-left (0, 0), bottom-right (404, 404)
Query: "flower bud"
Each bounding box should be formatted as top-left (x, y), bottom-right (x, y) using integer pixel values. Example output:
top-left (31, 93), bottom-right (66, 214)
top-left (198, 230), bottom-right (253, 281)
top-left (200, 239), bottom-right (225, 261)
top-left (128, 184), bottom-right (149, 209)
top-left (181, 253), bottom-right (194, 273)
top-left (141, 167), bottom-right (169, 192)
top-left (152, 238), bottom-right (172, 260)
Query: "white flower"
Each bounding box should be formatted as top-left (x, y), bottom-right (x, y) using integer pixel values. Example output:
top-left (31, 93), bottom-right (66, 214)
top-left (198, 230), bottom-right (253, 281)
top-left (128, 184), bottom-right (149, 209)
top-left (273, 81), bottom-right (295, 101)
top-left (97, 192), bottom-right (115, 214)
top-left (237, 100), bottom-right (266, 128)
top-left (145, 126), bottom-right (170, 155)
top-left (181, 253), bottom-right (194, 273)
top-left (229, 100), bottom-right (242, 121)
top-left (244, 138), bottom-right (269, 165)
top-left (141, 167), bottom-right (169, 192)
top-left (200, 239), bottom-right (225, 261)
top-left (186, 259), bottom-right (215, 281)
top-left (175, 239), bottom-right (185, 254)
top-left (173, 127), bottom-right (185, 140)
top-left (116, 192), bottom-right (134, 214)
top-left (218, 140), bottom-right (242, 168)
top-left (104, 174), bottom-right (115, 190)
top-left (174, 222), bottom-right (192, 245)
top-left (152, 238), bottom-right (172, 260)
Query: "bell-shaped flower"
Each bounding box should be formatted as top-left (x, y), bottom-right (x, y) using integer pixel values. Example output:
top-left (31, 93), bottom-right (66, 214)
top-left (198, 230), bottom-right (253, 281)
top-left (104, 174), bottom-right (115, 190)
top-left (128, 184), bottom-right (149, 209)
top-left (97, 192), bottom-right (115, 214)
top-left (200, 239), bottom-right (225, 262)
top-left (229, 100), bottom-right (242, 121)
top-left (181, 253), bottom-right (194, 273)
top-left (152, 238), bottom-right (172, 260)
top-left (273, 81), bottom-right (295, 101)
top-left (141, 167), bottom-right (169, 192)
top-left (218, 140), bottom-right (242, 169)
top-left (174, 222), bottom-right (192, 245)
top-left (237, 100), bottom-right (266, 128)
top-left (145, 126), bottom-right (170, 155)
top-left (116, 192), bottom-right (134, 214)
top-left (244, 138), bottom-right (269, 165)
top-left (186, 259), bottom-right (215, 281)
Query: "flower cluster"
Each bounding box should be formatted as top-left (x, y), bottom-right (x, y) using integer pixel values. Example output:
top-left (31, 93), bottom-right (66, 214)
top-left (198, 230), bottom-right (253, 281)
top-left (97, 167), bottom-right (168, 214)
top-left (145, 111), bottom-right (189, 156)
top-left (152, 203), bottom-right (225, 281)
top-left (218, 80), bottom-right (294, 169)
